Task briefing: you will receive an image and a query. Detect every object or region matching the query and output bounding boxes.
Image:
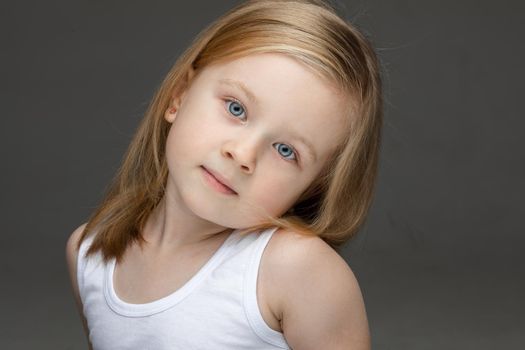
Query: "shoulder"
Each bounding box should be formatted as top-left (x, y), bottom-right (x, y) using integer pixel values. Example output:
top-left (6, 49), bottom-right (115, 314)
top-left (66, 222), bottom-right (89, 296)
top-left (66, 222), bottom-right (97, 299)
top-left (65, 222), bottom-right (88, 271)
top-left (266, 228), bottom-right (371, 350)
top-left (65, 222), bottom-right (93, 349)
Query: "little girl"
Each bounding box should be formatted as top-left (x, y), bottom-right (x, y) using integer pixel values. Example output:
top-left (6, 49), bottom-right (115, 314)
top-left (66, 0), bottom-right (383, 349)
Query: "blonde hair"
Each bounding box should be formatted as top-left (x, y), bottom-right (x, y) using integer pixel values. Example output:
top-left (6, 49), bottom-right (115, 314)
top-left (78, 0), bottom-right (383, 262)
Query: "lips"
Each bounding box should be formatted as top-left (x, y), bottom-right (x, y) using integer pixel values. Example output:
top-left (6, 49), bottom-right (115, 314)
top-left (201, 166), bottom-right (238, 194)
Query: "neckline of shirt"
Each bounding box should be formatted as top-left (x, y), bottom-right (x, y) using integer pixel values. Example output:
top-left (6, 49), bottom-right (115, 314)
top-left (104, 228), bottom-right (241, 317)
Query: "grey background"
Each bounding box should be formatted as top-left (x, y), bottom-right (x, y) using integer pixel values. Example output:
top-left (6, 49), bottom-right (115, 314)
top-left (1, 0), bottom-right (524, 349)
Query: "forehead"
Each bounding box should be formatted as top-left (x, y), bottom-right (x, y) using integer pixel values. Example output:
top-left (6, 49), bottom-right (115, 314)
top-left (193, 53), bottom-right (352, 160)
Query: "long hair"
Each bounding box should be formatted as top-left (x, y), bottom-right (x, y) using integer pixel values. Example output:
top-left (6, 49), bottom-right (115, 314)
top-left (78, 0), bottom-right (383, 262)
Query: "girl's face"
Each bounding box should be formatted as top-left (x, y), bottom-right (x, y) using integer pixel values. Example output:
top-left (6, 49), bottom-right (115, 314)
top-left (164, 53), bottom-right (351, 229)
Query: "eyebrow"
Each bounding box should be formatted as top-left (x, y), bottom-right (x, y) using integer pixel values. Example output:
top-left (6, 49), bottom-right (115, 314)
top-left (218, 78), bottom-right (260, 106)
top-left (218, 78), bottom-right (318, 163)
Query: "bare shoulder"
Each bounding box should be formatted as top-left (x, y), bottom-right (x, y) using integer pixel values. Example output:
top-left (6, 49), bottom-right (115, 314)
top-left (65, 222), bottom-right (93, 349)
top-left (65, 222), bottom-right (88, 270)
top-left (266, 228), bottom-right (371, 350)
top-left (65, 222), bottom-right (89, 305)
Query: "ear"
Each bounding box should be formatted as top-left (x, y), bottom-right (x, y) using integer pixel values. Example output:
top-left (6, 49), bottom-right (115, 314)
top-left (164, 66), bottom-right (196, 123)
top-left (164, 98), bottom-right (179, 123)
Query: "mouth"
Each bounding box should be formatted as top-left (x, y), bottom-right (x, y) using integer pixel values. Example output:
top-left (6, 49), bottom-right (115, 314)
top-left (200, 166), bottom-right (238, 195)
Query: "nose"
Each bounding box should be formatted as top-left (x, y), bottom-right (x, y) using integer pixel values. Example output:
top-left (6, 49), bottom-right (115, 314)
top-left (220, 138), bottom-right (258, 174)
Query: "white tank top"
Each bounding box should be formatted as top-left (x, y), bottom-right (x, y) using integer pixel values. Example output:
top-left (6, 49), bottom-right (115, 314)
top-left (77, 226), bottom-right (291, 349)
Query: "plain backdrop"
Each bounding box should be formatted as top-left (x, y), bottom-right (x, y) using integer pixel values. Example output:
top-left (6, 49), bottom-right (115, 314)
top-left (1, 0), bottom-right (524, 349)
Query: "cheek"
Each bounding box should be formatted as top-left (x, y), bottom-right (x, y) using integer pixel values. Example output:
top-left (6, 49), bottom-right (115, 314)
top-left (166, 118), bottom-right (215, 160)
top-left (249, 174), bottom-right (305, 216)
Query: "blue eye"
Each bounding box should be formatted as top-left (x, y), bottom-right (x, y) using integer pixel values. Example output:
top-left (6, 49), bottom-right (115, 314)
top-left (225, 99), bottom-right (246, 120)
top-left (274, 143), bottom-right (297, 162)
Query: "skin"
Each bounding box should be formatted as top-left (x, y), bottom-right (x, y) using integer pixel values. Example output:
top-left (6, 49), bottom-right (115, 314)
top-left (66, 52), bottom-right (371, 349)
top-left (153, 52), bottom-right (349, 250)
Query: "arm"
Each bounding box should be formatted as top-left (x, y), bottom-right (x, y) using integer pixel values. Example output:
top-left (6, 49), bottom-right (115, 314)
top-left (276, 233), bottom-right (371, 350)
top-left (65, 223), bottom-right (94, 350)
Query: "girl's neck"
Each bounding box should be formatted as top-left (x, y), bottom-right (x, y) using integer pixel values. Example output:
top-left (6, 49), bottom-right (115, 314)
top-left (141, 194), bottom-right (232, 252)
